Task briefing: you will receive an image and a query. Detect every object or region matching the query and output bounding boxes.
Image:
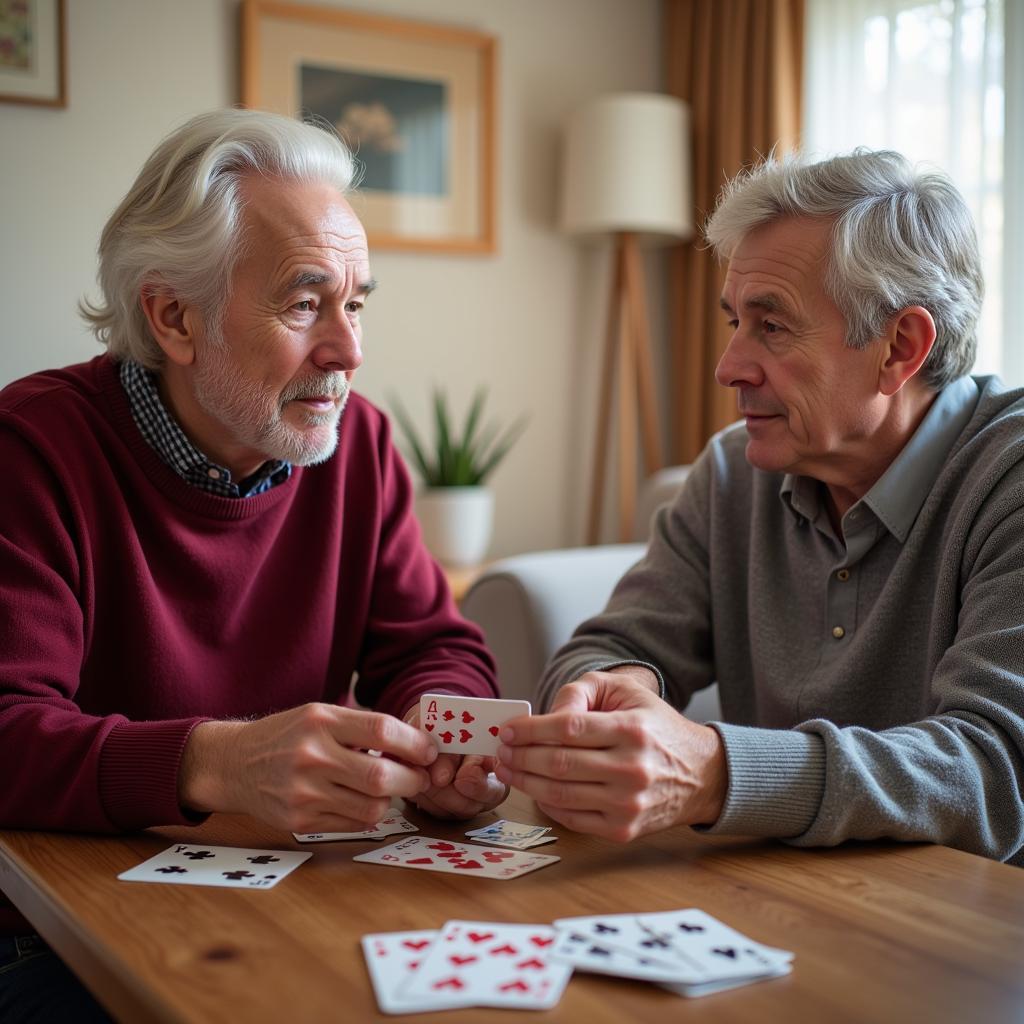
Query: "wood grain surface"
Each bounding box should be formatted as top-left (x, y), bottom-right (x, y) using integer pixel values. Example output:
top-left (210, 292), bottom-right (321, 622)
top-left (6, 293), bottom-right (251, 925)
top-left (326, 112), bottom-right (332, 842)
top-left (2, 790), bottom-right (1023, 1023)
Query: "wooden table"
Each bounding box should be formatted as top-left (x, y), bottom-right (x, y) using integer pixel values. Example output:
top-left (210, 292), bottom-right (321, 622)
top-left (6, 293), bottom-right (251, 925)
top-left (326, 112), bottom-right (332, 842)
top-left (2, 791), bottom-right (1023, 1023)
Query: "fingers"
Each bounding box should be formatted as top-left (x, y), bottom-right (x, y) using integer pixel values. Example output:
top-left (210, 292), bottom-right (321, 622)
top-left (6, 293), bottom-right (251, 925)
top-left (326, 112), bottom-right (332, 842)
top-left (317, 705), bottom-right (437, 766)
top-left (491, 761), bottom-right (612, 814)
top-left (452, 756), bottom-right (508, 805)
top-left (499, 706), bottom-right (636, 748)
top-left (494, 742), bottom-right (624, 784)
top-left (428, 752), bottom-right (460, 789)
top-left (548, 680), bottom-right (597, 715)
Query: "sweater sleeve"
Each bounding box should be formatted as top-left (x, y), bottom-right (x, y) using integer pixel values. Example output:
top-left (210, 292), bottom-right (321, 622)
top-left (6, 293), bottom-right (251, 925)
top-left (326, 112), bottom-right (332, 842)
top-left (353, 416), bottom-right (499, 718)
top-left (0, 424), bottom-right (207, 832)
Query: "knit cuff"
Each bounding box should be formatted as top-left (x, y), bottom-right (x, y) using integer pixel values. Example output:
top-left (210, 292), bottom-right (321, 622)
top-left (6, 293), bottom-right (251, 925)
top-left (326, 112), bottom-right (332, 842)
top-left (99, 718), bottom-right (211, 830)
top-left (697, 723), bottom-right (826, 838)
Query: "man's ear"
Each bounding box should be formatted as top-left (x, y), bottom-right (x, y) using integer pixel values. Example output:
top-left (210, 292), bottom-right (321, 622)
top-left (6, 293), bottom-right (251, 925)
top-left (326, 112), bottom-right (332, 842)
top-left (140, 287), bottom-right (201, 367)
top-left (878, 306), bottom-right (937, 396)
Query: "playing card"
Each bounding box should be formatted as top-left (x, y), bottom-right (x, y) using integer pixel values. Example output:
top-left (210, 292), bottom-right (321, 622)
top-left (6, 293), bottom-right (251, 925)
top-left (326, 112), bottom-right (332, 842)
top-left (118, 844), bottom-right (310, 890)
top-left (549, 929), bottom-right (701, 983)
top-left (361, 930), bottom-right (471, 1014)
top-left (660, 962), bottom-right (793, 999)
top-left (293, 809), bottom-right (418, 843)
top-left (401, 920), bottom-right (572, 1011)
top-left (553, 909), bottom-right (792, 983)
top-left (419, 694), bottom-right (530, 757)
top-left (464, 820), bottom-right (554, 850)
top-left (353, 836), bottom-right (559, 880)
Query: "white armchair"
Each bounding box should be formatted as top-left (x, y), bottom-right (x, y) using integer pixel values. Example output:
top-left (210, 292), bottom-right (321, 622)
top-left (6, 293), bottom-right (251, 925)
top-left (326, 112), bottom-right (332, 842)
top-left (461, 467), bottom-right (721, 722)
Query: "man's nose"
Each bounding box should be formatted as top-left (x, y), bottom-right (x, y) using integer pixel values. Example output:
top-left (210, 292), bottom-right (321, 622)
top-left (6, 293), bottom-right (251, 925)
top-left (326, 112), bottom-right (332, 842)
top-left (714, 332), bottom-right (761, 389)
top-left (312, 311), bottom-right (363, 373)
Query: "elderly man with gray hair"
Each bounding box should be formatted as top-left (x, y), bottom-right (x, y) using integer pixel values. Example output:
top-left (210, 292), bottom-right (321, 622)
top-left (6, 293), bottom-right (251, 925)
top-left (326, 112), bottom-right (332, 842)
top-left (497, 150), bottom-right (1024, 866)
top-left (0, 109), bottom-right (507, 1020)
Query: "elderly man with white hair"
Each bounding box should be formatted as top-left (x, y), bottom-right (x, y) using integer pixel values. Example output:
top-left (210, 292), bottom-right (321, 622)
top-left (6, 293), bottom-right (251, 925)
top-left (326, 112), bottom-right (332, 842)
top-left (0, 109), bottom-right (506, 1020)
top-left (497, 150), bottom-right (1024, 867)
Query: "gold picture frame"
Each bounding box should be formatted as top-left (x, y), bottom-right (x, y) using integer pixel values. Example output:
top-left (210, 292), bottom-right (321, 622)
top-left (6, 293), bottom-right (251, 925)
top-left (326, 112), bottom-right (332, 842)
top-left (241, 0), bottom-right (497, 254)
top-left (0, 0), bottom-right (66, 108)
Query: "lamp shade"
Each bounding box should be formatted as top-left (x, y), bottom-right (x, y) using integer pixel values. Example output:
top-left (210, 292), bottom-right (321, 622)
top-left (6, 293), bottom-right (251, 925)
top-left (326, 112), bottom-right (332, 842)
top-left (560, 92), bottom-right (693, 243)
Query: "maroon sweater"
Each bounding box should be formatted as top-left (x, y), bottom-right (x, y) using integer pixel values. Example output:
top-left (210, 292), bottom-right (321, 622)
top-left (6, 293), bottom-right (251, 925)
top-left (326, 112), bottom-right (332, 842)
top-left (0, 356), bottom-right (497, 930)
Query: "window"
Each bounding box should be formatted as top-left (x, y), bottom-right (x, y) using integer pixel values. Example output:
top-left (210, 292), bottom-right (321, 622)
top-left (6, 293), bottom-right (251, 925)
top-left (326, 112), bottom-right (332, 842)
top-left (803, 0), bottom-right (1016, 382)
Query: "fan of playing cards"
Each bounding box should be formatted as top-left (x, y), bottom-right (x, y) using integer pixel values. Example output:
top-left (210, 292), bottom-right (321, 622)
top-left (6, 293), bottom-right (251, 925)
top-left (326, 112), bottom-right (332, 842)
top-left (362, 910), bottom-right (794, 1013)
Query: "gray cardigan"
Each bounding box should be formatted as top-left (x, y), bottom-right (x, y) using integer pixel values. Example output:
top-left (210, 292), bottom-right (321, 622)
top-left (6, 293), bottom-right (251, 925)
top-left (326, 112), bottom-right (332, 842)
top-left (539, 376), bottom-right (1024, 864)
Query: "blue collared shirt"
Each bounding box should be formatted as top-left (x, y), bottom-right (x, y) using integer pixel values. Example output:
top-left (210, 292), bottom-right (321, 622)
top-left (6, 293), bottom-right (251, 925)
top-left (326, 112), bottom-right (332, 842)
top-left (119, 359), bottom-right (291, 498)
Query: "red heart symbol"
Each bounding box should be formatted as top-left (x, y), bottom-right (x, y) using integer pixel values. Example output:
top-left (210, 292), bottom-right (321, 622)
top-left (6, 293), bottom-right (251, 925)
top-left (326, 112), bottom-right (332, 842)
top-left (437, 851), bottom-right (462, 859)
top-left (488, 726), bottom-right (500, 736)
top-left (406, 857), bottom-right (433, 864)
top-left (461, 710), bottom-right (475, 723)
top-left (453, 859), bottom-right (483, 869)
top-left (490, 944), bottom-right (518, 956)
top-left (467, 931), bottom-right (495, 943)
top-left (499, 980), bottom-right (529, 992)
top-left (424, 723), bottom-right (434, 732)
top-left (516, 957), bottom-right (545, 970)
top-left (529, 936), bottom-right (553, 948)
top-left (449, 954), bottom-right (477, 966)
top-left (458, 729), bottom-right (472, 743)
top-left (428, 842), bottom-right (457, 851)
top-left (402, 940), bottom-right (431, 951)
top-left (434, 977), bottom-right (465, 991)
top-left (482, 851), bottom-right (513, 861)
top-left (443, 710), bottom-right (455, 721)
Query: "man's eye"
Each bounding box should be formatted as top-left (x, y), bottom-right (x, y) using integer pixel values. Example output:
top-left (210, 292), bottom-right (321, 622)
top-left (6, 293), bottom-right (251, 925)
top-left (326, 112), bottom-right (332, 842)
top-left (727, 318), bottom-right (739, 329)
top-left (293, 300), bottom-right (315, 312)
top-left (763, 321), bottom-right (781, 334)
top-left (345, 301), bottom-right (363, 314)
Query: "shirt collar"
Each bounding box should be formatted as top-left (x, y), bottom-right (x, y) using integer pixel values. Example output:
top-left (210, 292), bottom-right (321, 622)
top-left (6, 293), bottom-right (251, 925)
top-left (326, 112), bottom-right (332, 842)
top-left (780, 375), bottom-right (980, 542)
top-left (119, 359), bottom-right (291, 498)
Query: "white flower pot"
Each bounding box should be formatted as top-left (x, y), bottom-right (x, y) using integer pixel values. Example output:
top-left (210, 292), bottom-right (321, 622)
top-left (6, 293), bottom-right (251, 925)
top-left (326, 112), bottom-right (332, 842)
top-left (415, 486), bottom-right (494, 567)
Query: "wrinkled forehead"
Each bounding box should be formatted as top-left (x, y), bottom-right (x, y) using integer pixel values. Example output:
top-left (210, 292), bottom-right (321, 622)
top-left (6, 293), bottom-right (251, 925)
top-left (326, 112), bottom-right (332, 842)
top-left (723, 217), bottom-right (832, 304)
top-left (238, 174), bottom-right (369, 266)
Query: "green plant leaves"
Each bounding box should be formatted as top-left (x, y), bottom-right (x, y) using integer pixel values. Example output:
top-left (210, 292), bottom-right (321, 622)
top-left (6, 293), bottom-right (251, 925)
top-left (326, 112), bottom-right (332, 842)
top-left (388, 387), bottom-right (527, 487)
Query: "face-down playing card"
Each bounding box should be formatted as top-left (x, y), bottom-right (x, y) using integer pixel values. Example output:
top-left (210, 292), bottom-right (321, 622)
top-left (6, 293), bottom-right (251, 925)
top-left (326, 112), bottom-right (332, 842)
top-left (419, 693), bottom-right (530, 757)
top-left (400, 920), bottom-right (572, 1011)
top-left (118, 844), bottom-right (311, 890)
top-left (353, 835), bottom-right (559, 880)
top-left (293, 809), bottom-right (418, 843)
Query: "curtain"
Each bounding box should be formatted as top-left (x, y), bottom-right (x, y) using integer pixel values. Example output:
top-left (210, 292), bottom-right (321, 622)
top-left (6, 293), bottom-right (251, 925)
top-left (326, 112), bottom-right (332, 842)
top-left (803, 0), bottom-right (1010, 383)
top-left (663, 0), bottom-right (805, 464)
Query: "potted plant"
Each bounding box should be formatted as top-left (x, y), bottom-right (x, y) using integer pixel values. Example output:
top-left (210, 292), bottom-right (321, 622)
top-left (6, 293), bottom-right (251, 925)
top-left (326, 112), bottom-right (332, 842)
top-left (390, 388), bottom-right (526, 567)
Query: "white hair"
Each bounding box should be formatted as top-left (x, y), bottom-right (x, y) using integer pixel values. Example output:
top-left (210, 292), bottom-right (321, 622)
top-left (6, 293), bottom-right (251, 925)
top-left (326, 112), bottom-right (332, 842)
top-left (81, 109), bottom-right (357, 368)
top-left (705, 149), bottom-right (983, 390)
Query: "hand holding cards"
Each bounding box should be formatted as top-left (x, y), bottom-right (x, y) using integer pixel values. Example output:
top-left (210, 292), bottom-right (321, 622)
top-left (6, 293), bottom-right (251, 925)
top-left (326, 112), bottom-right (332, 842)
top-left (419, 693), bottom-right (530, 757)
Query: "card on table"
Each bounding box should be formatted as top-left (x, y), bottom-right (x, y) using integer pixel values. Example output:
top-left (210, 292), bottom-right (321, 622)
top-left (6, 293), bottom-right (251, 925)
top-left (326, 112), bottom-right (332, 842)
top-left (419, 693), bottom-right (530, 757)
top-left (553, 909), bottom-right (793, 984)
top-left (400, 920), bottom-right (572, 1011)
top-left (353, 835), bottom-right (559, 880)
top-left (293, 809), bottom-right (418, 844)
top-left (361, 929), bottom-right (471, 1015)
top-left (465, 820), bottom-right (556, 850)
top-left (118, 844), bottom-right (311, 890)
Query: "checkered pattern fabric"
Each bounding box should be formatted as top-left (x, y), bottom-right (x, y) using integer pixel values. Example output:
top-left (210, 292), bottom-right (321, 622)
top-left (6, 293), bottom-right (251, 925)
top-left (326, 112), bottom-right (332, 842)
top-left (119, 359), bottom-right (290, 498)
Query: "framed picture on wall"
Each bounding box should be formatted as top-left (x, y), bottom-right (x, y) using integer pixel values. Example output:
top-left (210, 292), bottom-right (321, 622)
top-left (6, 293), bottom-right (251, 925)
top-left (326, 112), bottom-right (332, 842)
top-left (241, 0), bottom-right (497, 254)
top-left (0, 0), bottom-right (66, 107)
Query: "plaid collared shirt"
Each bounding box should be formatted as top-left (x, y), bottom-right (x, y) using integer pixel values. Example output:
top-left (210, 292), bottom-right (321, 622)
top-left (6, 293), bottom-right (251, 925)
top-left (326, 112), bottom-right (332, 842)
top-left (119, 359), bottom-right (291, 499)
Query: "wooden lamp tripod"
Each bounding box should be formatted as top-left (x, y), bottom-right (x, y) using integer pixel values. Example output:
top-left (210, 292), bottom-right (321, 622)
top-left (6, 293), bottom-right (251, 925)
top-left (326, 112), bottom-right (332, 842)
top-left (561, 93), bottom-right (692, 544)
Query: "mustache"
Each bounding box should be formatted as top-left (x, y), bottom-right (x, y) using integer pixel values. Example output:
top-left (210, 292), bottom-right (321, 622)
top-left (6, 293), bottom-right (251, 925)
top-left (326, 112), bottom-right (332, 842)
top-left (280, 374), bottom-right (349, 404)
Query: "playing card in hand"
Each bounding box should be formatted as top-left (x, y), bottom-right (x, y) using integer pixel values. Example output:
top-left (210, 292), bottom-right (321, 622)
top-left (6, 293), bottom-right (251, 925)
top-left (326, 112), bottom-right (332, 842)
top-left (118, 844), bottom-right (310, 890)
top-left (400, 921), bottom-right (572, 1011)
top-left (353, 836), bottom-right (559, 880)
top-left (293, 809), bottom-right (418, 843)
top-left (419, 694), bottom-right (530, 757)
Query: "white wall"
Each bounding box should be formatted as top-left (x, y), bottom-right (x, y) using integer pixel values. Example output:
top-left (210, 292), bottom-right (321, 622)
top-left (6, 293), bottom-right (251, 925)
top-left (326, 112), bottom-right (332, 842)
top-left (0, 0), bottom-right (664, 555)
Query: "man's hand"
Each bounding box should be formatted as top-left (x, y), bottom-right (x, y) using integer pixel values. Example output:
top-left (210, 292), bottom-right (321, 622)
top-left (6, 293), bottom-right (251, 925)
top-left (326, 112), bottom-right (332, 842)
top-left (178, 703), bottom-right (439, 834)
top-left (493, 667), bottom-right (727, 842)
top-left (401, 704), bottom-right (509, 820)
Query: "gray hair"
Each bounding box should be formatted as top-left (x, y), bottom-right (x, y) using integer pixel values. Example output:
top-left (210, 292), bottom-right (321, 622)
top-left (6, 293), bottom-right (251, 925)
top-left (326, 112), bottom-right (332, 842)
top-left (80, 108), bottom-right (357, 369)
top-left (705, 149), bottom-right (983, 390)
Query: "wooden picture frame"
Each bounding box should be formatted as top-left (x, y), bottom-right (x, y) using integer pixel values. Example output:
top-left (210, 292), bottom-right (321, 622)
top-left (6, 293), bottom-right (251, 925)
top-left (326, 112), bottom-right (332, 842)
top-left (0, 0), bottom-right (66, 108)
top-left (241, 0), bottom-right (497, 254)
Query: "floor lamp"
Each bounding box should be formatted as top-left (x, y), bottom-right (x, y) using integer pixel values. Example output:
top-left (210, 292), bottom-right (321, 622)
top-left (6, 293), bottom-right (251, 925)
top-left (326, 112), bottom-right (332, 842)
top-left (561, 93), bottom-right (693, 544)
